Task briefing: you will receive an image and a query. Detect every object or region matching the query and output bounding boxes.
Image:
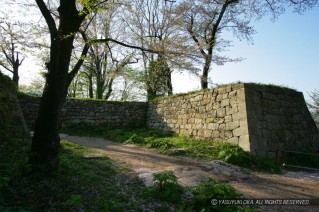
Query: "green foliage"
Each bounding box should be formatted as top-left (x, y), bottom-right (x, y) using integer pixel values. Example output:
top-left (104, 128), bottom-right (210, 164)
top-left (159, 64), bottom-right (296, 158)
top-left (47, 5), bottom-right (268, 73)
top-left (63, 126), bottom-right (173, 143)
top-left (125, 133), bottom-right (146, 145)
top-left (0, 140), bottom-right (176, 211)
top-left (0, 72), bottom-right (16, 91)
top-left (150, 82), bottom-right (298, 103)
top-left (245, 82), bottom-right (297, 92)
top-left (145, 171), bottom-right (254, 211)
top-left (153, 170), bottom-right (178, 191)
top-left (145, 138), bottom-right (175, 150)
top-left (216, 142), bottom-right (281, 173)
top-left (144, 171), bottom-right (183, 203)
top-left (0, 73), bottom-right (31, 206)
top-left (0, 138), bottom-right (31, 206)
top-left (188, 178), bottom-right (251, 212)
top-left (281, 150), bottom-right (319, 170)
top-left (147, 59), bottom-right (172, 100)
top-left (18, 77), bottom-right (44, 96)
top-left (65, 195), bottom-right (83, 208)
top-left (217, 143), bottom-right (253, 167)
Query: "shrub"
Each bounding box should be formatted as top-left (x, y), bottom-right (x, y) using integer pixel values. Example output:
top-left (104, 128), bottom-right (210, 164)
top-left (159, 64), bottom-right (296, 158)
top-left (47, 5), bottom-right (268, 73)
top-left (124, 134), bottom-right (145, 145)
top-left (217, 143), bottom-right (253, 167)
top-left (190, 178), bottom-right (245, 211)
top-left (145, 138), bottom-right (175, 150)
top-left (144, 170), bottom-right (183, 203)
top-left (216, 142), bottom-right (280, 173)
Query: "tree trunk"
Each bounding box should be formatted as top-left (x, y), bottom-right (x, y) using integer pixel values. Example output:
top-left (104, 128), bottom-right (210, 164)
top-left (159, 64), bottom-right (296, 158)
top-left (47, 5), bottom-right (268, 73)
top-left (147, 86), bottom-right (157, 101)
top-left (104, 78), bottom-right (114, 100)
top-left (29, 0), bottom-right (82, 171)
top-left (166, 69), bottom-right (173, 96)
top-left (95, 63), bottom-right (106, 99)
top-left (12, 66), bottom-right (19, 88)
top-left (96, 80), bottom-right (104, 99)
top-left (88, 72), bottom-right (94, 99)
top-left (201, 55), bottom-right (212, 89)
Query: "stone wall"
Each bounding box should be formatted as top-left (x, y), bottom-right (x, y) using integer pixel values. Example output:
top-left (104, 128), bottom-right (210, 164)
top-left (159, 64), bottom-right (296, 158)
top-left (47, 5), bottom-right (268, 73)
top-left (244, 84), bottom-right (319, 156)
top-left (18, 82), bottom-right (319, 156)
top-left (147, 84), bottom-right (249, 149)
top-left (19, 95), bottom-right (147, 129)
top-left (0, 73), bottom-right (29, 152)
top-left (18, 94), bottom-right (40, 129)
top-left (147, 83), bottom-right (319, 156)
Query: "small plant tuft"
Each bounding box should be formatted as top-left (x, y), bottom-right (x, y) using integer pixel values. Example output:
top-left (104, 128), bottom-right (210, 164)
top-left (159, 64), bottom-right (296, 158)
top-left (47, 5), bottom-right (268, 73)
top-left (125, 133), bottom-right (145, 145)
top-left (153, 170), bottom-right (178, 191)
top-left (144, 171), bottom-right (183, 203)
top-left (188, 178), bottom-right (252, 211)
top-left (65, 195), bottom-right (83, 208)
top-left (217, 143), bottom-right (253, 167)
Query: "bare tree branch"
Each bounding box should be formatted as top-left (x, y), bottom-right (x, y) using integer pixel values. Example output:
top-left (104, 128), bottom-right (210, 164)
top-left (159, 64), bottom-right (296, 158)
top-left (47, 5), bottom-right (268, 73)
top-left (68, 32), bottom-right (90, 82)
top-left (92, 38), bottom-right (163, 54)
top-left (35, 0), bottom-right (57, 36)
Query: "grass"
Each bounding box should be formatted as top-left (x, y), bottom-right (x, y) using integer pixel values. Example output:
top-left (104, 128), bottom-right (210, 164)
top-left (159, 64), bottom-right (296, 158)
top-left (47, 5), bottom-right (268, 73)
top-left (144, 171), bottom-right (256, 211)
top-left (280, 150), bottom-right (319, 171)
top-left (62, 126), bottom-right (281, 173)
top-left (0, 139), bottom-right (177, 211)
top-left (0, 134), bottom-right (256, 211)
top-left (150, 81), bottom-right (297, 103)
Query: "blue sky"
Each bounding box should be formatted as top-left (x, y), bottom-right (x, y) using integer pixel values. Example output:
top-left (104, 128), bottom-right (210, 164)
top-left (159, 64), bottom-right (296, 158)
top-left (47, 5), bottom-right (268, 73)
top-left (173, 6), bottom-right (319, 101)
top-left (13, 3), bottom-right (319, 101)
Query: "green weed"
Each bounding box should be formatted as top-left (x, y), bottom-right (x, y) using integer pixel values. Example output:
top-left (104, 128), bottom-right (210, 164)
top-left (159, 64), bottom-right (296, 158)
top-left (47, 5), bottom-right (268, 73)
top-left (188, 178), bottom-right (254, 212)
top-left (145, 171), bottom-right (255, 211)
top-left (216, 142), bottom-right (280, 173)
top-left (144, 170), bottom-right (183, 203)
top-left (1, 140), bottom-right (178, 211)
top-left (153, 170), bottom-right (178, 191)
top-left (65, 194), bottom-right (83, 208)
top-left (281, 150), bottom-right (319, 170)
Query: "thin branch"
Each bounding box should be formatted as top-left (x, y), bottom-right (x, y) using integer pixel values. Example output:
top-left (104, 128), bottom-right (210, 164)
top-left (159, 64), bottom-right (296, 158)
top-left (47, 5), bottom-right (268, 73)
top-left (92, 38), bottom-right (163, 54)
top-left (35, 0), bottom-right (57, 36)
top-left (0, 62), bottom-right (13, 73)
top-left (68, 32), bottom-right (90, 82)
top-left (1, 49), bottom-right (13, 65)
top-left (211, 0), bottom-right (237, 42)
top-left (187, 15), bottom-right (207, 56)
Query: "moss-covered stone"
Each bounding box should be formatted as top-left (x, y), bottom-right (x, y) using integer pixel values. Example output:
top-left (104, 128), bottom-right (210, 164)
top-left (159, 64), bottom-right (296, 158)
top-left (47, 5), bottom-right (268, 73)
top-left (0, 72), bottom-right (29, 153)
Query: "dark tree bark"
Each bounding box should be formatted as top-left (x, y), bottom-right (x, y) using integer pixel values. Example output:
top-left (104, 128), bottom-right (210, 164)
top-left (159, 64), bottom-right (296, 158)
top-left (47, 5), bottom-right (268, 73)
top-left (104, 78), bottom-right (114, 100)
top-left (29, 0), bottom-right (160, 171)
top-left (186, 0), bottom-right (238, 89)
top-left (12, 58), bottom-right (20, 87)
top-left (201, 54), bottom-right (212, 89)
top-left (88, 72), bottom-right (94, 99)
top-left (29, 0), bottom-right (87, 171)
top-left (166, 68), bottom-right (173, 96)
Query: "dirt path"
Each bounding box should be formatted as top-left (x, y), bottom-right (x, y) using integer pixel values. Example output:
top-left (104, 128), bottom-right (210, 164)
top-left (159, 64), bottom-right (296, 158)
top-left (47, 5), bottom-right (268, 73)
top-left (65, 135), bottom-right (319, 211)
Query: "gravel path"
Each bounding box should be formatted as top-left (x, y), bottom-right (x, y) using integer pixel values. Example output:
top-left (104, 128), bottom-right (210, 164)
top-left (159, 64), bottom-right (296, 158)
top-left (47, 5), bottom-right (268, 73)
top-left (65, 135), bottom-right (319, 211)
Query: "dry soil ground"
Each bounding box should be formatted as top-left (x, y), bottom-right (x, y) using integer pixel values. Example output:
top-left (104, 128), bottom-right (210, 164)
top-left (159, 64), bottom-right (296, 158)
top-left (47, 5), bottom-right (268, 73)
top-left (65, 135), bottom-right (319, 212)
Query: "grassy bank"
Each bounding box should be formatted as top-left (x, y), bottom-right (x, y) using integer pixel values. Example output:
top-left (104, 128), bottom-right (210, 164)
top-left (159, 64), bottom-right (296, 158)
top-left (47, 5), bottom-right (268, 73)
top-left (1, 140), bottom-right (177, 211)
top-left (1, 138), bottom-right (256, 211)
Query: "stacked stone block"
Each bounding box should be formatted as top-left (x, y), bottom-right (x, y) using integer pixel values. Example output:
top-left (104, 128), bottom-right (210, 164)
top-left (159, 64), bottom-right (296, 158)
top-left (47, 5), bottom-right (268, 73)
top-left (19, 83), bottom-right (319, 156)
top-left (19, 95), bottom-right (147, 129)
top-left (147, 84), bottom-right (251, 150)
top-left (61, 99), bottom-right (147, 128)
top-left (244, 84), bottom-right (319, 156)
top-left (147, 83), bottom-right (319, 156)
